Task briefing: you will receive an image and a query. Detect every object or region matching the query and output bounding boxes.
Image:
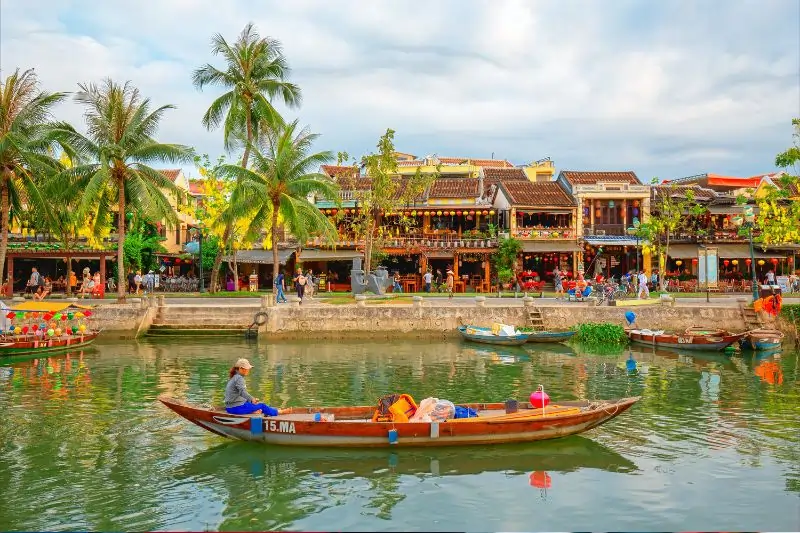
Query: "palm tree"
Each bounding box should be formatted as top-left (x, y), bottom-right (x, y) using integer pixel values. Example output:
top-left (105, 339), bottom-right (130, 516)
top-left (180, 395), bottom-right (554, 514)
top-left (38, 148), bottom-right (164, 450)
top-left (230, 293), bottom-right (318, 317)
top-left (0, 68), bottom-right (68, 288)
top-left (193, 23), bottom-right (301, 291)
top-left (55, 79), bottom-right (192, 301)
top-left (217, 120), bottom-right (338, 298)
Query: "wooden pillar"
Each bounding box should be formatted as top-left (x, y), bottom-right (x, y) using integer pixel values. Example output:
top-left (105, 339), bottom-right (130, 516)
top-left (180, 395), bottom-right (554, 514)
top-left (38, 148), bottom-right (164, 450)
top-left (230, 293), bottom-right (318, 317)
top-left (622, 199), bottom-right (628, 227)
top-left (6, 255), bottom-right (13, 296)
top-left (453, 252), bottom-right (459, 278)
top-left (99, 254), bottom-right (106, 285)
top-left (483, 253), bottom-right (490, 282)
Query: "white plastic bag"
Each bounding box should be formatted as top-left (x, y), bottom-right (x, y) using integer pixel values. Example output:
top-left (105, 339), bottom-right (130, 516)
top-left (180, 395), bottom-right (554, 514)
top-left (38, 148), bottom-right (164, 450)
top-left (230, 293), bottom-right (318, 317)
top-left (430, 399), bottom-right (455, 422)
top-left (409, 397), bottom-right (438, 422)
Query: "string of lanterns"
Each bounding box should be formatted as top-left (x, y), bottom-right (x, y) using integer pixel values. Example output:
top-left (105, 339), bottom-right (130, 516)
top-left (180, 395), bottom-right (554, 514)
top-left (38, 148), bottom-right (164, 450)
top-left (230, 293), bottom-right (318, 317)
top-left (3, 309), bottom-right (92, 338)
top-left (322, 209), bottom-right (495, 217)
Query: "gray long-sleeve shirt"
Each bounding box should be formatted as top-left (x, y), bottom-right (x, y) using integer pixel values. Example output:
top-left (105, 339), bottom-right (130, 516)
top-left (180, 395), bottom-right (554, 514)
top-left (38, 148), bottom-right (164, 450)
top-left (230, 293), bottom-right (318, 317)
top-left (224, 373), bottom-right (254, 407)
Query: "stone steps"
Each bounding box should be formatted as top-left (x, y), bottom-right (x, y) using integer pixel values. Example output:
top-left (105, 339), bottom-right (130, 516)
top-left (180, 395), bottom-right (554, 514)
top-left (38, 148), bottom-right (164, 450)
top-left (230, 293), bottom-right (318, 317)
top-left (147, 324), bottom-right (252, 337)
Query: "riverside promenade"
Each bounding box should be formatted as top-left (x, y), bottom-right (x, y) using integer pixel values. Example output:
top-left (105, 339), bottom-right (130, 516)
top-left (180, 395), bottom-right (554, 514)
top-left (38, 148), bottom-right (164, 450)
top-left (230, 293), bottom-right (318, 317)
top-left (77, 293), bottom-right (800, 340)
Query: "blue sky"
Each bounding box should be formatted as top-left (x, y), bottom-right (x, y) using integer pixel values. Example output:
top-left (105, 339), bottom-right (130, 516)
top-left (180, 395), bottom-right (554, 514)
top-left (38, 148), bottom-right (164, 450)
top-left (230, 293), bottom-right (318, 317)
top-left (2, 0), bottom-right (798, 180)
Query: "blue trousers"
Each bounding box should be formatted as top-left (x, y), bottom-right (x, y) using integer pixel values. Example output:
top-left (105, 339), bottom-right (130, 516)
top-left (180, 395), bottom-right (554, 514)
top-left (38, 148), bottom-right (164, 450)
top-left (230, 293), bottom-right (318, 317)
top-left (275, 285), bottom-right (287, 302)
top-left (226, 401), bottom-right (278, 416)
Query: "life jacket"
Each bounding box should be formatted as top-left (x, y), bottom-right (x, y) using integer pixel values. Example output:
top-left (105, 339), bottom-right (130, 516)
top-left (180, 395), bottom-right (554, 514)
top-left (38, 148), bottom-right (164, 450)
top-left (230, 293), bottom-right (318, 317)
top-left (371, 393), bottom-right (417, 422)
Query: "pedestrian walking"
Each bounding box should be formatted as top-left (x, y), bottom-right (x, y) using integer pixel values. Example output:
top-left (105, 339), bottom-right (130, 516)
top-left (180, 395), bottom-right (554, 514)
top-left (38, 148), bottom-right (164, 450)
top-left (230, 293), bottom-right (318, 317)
top-left (637, 270), bottom-right (649, 299)
top-left (446, 269), bottom-right (455, 299)
top-left (275, 271), bottom-right (288, 303)
top-left (423, 270), bottom-right (433, 293)
top-left (293, 268), bottom-right (306, 302)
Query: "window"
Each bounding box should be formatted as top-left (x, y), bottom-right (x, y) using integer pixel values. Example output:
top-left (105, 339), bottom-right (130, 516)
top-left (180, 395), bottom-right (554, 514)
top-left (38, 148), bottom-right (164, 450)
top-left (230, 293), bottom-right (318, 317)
top-left (175, 227), bottom-right (181, 245)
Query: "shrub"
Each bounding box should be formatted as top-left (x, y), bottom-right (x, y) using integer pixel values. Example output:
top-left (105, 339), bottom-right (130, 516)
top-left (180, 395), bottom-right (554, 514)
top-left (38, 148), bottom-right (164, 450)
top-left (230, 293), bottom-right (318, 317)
top-left (572, 322), bottom-right (629, 351)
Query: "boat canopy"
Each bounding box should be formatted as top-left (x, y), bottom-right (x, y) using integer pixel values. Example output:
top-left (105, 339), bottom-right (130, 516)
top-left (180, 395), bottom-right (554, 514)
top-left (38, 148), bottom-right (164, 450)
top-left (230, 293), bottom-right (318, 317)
top-left (10, 302), bottom-right (94, 312)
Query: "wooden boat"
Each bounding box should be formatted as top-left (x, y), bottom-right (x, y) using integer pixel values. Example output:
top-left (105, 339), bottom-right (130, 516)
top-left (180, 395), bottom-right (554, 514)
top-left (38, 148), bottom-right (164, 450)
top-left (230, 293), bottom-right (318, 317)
top-left (525, 330), bottom-right (576, 344)
top-left (458, 325), bottom-right (530, 346)
top-left (626, 328), bottom-right (745, 351)
top-left (0, 301), bottom-right (99, 357)
top-left (159, 395), bottom-right (640, 448)
top-left (739, 329), bottom-right (784, 351)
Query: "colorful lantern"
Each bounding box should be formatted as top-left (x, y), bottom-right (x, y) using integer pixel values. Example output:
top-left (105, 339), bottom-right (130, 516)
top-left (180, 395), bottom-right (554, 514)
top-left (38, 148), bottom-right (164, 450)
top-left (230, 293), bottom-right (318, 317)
top-left (411, 211), bottom-right (417, 216)
top-left (436, 211), bottom-right (442, 216)
top-left (770, 258), bottom-right (779, 264)
top-left (745, 258), bottom-right (752, 265)
top-left (482, 210), bottom-right (488, 215)
top-left (325, 209), bottom-right (331, 214)
top-left (723, 260), bottom-right (730, 266)
top-left (675, 260), bottom-right (683, 266)
top-left (595, 209), bottom-right (601, 217)
top-left (608, 200), bottom-right (615, 208)
top-left (692, 258), bottom-right (698, 264)
top-left (489, 210), bottom-right (495, 215)
top-left (731, 259), bottom-right (739, 265)
top-left (456, 210), bottom-right (462, 216)
top-left (758, 259), bottom-right (765, 266)
top-left (633, 200), bottom-right (640, 207)
top-left (632, 208), bottom-right (639, 216)
top-left (450, 211), bottom-right (456, 216)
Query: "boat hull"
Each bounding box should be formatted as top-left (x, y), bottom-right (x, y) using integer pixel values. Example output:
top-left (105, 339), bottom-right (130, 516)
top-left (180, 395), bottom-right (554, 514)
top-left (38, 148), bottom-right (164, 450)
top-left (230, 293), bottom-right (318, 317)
top-left (458, 326), bottom-right (529, 346)
top-left (159, 396), bottom-right (639, 448)
top-left (626, 330), bottom-right (744, 351)
top-left (0, 332), bottom-right (99, 357)
top-left (739, 329), bottom-right (784, 351)
top-left (526, 331), bottom-right (576, 343)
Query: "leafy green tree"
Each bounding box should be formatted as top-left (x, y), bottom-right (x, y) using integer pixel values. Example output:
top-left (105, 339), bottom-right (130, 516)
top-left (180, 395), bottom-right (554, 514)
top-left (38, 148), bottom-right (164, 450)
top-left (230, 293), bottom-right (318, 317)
top-left (491, 237), bottom-right (522, 283)
top-left (123, 221), bottom-right (167, 273)
top-left (0, 68), bottom-right (68, 284)
top-left (193, 23), bottom-right (301, 291)
top-left (217, 120), bottom-right (338, 299)
top-left (352, 129), bottom-right (437, 274)
top-left (55, 79), bottom-right (192, 300)
top-left (639, 180), bottom-right (705, 290)
top-left (755, 118), bottom-right (800, 246)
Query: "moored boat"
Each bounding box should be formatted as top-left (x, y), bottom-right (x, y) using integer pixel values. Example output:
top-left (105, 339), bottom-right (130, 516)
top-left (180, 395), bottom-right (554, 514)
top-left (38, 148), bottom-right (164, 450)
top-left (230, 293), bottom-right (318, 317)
top-left (739, 329), bottom-right (784, 351)
top-left (525, 330), bottom-right (576, 343)
top-left (458, 325), bottom-right (530, 346)
top-left (159, 395), bottom-right (640, 448)
top-left (0, 302), bottom-right (100, 357)
top-left (626, 328), bottom-right (745, 351)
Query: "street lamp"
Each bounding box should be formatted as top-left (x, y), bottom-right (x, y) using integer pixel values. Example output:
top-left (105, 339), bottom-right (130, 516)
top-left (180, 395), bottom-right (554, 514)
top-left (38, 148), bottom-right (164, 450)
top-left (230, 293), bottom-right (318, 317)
top-left (626, 217), bottom-right (641, 272)
top-left (732, 206), bottom-right (759, 302)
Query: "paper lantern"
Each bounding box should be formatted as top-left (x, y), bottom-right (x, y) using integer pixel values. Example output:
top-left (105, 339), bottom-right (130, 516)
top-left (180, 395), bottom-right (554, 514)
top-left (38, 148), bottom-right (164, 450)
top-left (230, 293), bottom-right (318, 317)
top-left (489, 210), bottom-right (495, 215)
top-left (325, 209), bottom-right (331, 214)
top-left (436, 211), bottom-right (442, 216)
top-left (32, 324), bottom-right (38, 332)
top-left (633, 200), bottom-right (640, 207)
top-left (450, 211), bottom-right (456, 216)
top-left (608, 200), bottom-right (615, 208)
top-left (723, 260), bottom-right (730, 266)
top-left (770, 258), bottom-right (778, 264)
top-left (79, 324), bottom-right (86, 333)
top-left (675, 260), bottom-right (683, 266)
top-left (731, 259), bottom-right (738, 265)
top-left (331, 209), bottom-right (338, 215)
top-left (84, 311), bottom-right (92, 317)
top-left (5, 312), bottom-right (13, 320)
top-left (175, 258), bottom-right (181, 264)
top-left (692, 258), bottom-right (698, 264)
top-left (456, 210), bottom-right (462, 216)
top-left (758, 259), bottom-right (765, 266)
top-left (632, 208), bottom-right (639, 216)
top-left (595, 209), bottom-right (602, 217)
top-left (13, 327), bottom-right (21, 335)
top-left (47, 328), bottom-right (54, 337)
top-left (55, 328), bottom-right (62, 336)
top-left (482, 210), bottom-right (488, 215)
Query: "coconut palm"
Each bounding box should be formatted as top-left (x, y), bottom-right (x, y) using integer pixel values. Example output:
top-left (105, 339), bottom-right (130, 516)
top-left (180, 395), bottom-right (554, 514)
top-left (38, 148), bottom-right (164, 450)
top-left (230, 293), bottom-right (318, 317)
top-left (55, 79), bottom-right (192, 301)
top-left (193, 23), bottom-right (301, 291)
top-left (217, 120), bottom-right (338, 298)
top-left (0, 68), bottom-right (68, 287)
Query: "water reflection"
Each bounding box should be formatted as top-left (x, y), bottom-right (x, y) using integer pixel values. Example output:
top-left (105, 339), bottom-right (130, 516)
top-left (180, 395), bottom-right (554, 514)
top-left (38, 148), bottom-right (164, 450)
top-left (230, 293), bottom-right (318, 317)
top-left (172, 437), bottom-right (636, 528)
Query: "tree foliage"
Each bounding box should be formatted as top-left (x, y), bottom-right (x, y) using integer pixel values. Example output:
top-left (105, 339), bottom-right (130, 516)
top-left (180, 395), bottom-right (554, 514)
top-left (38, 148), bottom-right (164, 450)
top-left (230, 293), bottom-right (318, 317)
top-left (491, 237), bottom-right (522, 283)
top-left (217, 120), bottom-right (339, 296)
top-left (639, 180), bottom-right (705, 290)
top-left (755, 118), bottom-right (800, 246)
top-left (55, 79), bottom-right (192, 300)
top-left (349, 129), bottom-right (438, 274)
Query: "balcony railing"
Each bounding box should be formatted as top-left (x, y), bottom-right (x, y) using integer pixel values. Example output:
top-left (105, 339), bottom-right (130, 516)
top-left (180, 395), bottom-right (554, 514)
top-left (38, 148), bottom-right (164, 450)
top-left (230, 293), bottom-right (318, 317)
top-left (307, 235), bottom-right (498, 249)
top-left (513, 228), bottom-right (575, 240)
top-left (583, 224), bottom-right (626, 236)
top-left (671, 229), bottom-right (760, 243)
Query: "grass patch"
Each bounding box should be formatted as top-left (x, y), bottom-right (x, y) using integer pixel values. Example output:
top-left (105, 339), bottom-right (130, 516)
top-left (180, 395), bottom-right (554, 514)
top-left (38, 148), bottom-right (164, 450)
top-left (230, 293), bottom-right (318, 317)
top-left (570, 323), bottom-right (628, 353)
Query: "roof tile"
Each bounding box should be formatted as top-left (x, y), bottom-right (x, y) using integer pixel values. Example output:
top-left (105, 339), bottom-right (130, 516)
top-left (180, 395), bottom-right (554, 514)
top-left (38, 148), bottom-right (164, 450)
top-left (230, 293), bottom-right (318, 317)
top-left (560, 171), bottom-right (640, 185)
top-left (160, 169), bottom-right (182, 182)
top-left (428, 179), bottom-right (479, 198)
top-left (321, 165), bottom-right (359, 178)
top-left (500, 181), bottom-right (575, 207)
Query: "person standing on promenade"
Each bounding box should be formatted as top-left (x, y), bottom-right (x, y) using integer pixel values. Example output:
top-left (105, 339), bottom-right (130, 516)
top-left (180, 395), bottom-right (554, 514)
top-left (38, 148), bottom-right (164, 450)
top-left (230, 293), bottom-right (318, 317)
top-left (224, 358), bottom-right (278, 416)
top-left (305, 269), bottom-right (315, 299)
top-left (423, 270), bottom-right (433, 293)
top-left (275, 270), bottom-right (288, 303)
top-left (637, 270), bottom-right (649, 299)
top-left (553, 267), bottom-right (564, 300)
top-left (446, 268), bottom-right (455, 299)
top-left (293, 268), bottom-right (306, 302)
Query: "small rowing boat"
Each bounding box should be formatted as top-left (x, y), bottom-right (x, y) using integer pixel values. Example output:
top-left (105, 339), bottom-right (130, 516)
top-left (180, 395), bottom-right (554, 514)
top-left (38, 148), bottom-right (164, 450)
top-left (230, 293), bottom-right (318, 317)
top-left (525, 330), bottom-right (576, 344)
top-left (739, 329), bottom-right (784, 351)
top-left (159, 395), bottom-right (640, 448)
top-left (0, 302), bottom-right (100, 357)
top-left (458, 325), bottom-right (530, 346)
top-left (626, 327), bottom-right (745, 351)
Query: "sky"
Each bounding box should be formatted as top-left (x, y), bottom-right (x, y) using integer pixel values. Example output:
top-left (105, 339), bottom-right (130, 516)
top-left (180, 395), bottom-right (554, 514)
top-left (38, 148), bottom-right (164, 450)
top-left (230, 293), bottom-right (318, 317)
top-left (2, 0), bottom-right (798, 181)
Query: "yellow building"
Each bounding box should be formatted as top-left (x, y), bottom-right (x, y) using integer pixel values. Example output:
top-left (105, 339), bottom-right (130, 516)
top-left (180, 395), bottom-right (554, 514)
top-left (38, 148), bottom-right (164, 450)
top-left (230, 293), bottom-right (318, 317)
top-left (158, 169), bottom-right (199, 254)
top-left (390, 153), bottom-right (556, 182)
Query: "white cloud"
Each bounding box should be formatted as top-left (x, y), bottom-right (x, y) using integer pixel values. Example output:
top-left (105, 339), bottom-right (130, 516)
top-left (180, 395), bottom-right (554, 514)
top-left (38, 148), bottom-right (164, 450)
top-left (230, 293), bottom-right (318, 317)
top-left (1, 0), bottom-right (797, 180)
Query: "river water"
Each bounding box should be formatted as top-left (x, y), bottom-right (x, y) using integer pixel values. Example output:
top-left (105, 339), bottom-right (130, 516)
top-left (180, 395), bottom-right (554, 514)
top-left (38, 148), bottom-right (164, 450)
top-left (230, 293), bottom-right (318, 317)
top-left (0, 338), bottom-right (797, 532)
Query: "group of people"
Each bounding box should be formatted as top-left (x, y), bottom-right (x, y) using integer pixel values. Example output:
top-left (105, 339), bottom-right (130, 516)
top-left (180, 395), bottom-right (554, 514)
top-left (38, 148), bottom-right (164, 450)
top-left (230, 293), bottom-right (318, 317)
top-left (23, 266), bottom-right (103, 300)
top-left (273, 268), bottom-right (318, 304)
top-left (420, 268), bottom-right (455, 298)
top-left (550, 267), bottom-right (652, 300)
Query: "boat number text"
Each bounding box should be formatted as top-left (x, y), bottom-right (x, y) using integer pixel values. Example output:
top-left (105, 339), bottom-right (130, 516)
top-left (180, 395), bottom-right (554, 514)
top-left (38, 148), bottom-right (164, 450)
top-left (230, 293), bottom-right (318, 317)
top-left (677, 336), bottom-right (693, 344)
top-left (266, 420), bottom-right (296, 434)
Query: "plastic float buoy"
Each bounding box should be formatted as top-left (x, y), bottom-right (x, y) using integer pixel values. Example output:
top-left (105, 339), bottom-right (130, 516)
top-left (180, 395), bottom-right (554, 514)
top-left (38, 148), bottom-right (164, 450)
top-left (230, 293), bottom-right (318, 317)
top-left (530, 385), bottom-right (550, 408)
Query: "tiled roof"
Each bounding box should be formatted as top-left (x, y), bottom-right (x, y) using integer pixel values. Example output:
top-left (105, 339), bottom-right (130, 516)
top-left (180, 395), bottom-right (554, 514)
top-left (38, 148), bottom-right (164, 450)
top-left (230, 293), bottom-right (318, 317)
top-left (500, 181), bottom-right (575, 207)
top-left (428, 178), bottom-right (479, 198)
top-left (337, 176), bottom-right (373, 191)
top-left (758, 173), bottom-right (799, 197)
top-left (482, 167), bottom-right (527, 183)
top-left (652, 184), bottom-right (717, 202)
top-left (560, 171), bottom-right (640, 185)
top-left (397, 160), bottom-right (425, 167)
top-left (161, 169), bottom-right (182, 182)
top-left (321, 165), bottom-right (359, 178)
top-left (438, 157), bottom-right (514, 168)
top-left (188, 179), bottom-right (205, 196)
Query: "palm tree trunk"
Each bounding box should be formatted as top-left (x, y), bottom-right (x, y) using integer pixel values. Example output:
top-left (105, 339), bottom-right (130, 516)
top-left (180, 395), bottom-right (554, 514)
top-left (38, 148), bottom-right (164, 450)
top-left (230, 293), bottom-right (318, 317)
top-left (117, 179), bottom-right (126, 301)
top-left (0, 172), bottom-right (9, 294)
top-left (271, 204), bottom-right (280, 303)
top-left (211, 112), bottom-right (255, 293)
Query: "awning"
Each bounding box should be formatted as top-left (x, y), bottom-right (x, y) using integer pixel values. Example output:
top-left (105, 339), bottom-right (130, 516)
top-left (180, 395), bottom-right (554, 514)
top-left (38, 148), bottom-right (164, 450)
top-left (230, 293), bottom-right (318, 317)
top-left (667, 244), bottom-right (788, 259)
top-left (223, 249), bottom-right (295, 265)
top-left (522, 241), bottom-right (582, 253)
top-left (297, 249), bottom-right (363, 262)
top-left (583, 236), bottom-right (640, 246)
top-left (10, 302), bottom-right (93, 312)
